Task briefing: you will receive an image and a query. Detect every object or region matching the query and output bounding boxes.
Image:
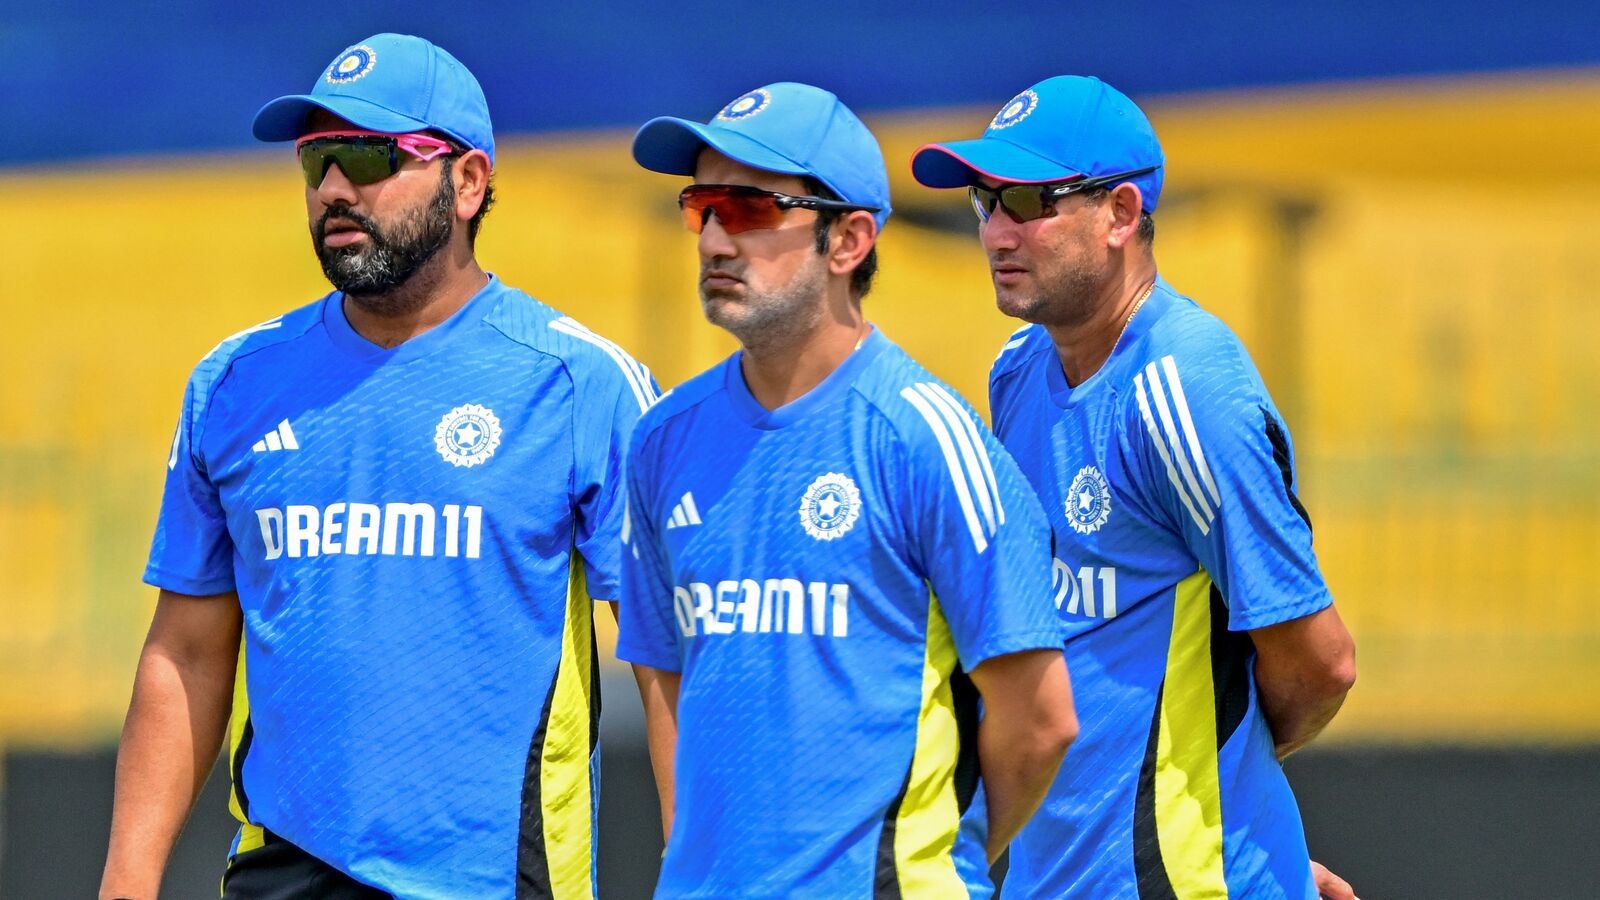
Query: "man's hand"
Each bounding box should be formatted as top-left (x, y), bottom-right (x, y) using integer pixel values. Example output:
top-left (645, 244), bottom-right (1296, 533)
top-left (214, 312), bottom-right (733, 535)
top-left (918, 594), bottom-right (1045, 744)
top-left (1312, 859), bottom-right (1357, 900)
top-left (967, 647), bottom-right (1077, 863)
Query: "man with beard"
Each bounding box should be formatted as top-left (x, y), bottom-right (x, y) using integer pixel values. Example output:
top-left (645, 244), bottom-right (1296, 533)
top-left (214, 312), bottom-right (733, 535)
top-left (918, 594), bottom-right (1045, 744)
top-left (911, 76), bottom-right (1359, 899)
top-left (617, 82), bottom-right (1078, 898)
top-left (100, 34), bottom-right (655, 900)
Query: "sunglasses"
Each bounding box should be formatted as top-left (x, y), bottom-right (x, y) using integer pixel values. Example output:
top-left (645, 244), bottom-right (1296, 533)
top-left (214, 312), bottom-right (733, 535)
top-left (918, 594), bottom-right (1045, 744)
top-left (968, 166), bottom-right (1160, 224)
top-left (678, 184), bottom-right (880, 235)
top-left (295, 130), bottom-right (460, 187)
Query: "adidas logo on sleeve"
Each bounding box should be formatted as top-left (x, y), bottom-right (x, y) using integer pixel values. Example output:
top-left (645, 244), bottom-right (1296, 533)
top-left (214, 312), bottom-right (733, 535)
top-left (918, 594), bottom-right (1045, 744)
top-left (252, 419), bottom-right (300, 453)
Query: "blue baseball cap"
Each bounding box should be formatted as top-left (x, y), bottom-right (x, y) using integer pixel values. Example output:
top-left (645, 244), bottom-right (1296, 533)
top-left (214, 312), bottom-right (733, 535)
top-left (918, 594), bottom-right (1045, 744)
top-left (912, 76), bottom-right (1163, 212)
top-left (252, 33), bottom-right (495, 165)
top-left (632, 82), bottom-right (892, 230)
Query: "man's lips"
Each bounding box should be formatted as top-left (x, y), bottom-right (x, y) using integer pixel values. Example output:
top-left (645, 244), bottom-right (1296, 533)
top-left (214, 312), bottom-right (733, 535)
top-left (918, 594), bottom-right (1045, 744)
top-left (322, 219), bottom-right (369, 248)
top-left (701, 269), bottom-right (742, 289)
top-left (991, 260), bottom-right (1029, 283)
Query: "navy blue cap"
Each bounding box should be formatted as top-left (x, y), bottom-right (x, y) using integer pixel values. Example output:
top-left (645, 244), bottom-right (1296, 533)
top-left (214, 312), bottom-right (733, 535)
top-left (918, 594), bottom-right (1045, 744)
top-left (632, 82), bottom-right (892, 230)
top-left (252, 33), bottom-right (495, 165)
top-left (912, 76), bottom-right (1163, 212)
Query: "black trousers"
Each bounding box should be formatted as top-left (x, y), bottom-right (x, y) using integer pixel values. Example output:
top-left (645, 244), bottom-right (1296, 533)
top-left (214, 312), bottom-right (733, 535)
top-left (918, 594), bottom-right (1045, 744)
top-left (222, 833), bottom-right (392, 900)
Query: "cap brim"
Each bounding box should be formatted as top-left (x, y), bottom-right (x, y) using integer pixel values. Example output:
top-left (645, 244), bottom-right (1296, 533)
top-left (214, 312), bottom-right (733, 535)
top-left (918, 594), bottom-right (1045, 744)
top-left (911, 138), bottom-right (1082, 188)
top-left (252, 94), bottom-right (433, 142)
top-left (632, 117), bottom-right (808, 179)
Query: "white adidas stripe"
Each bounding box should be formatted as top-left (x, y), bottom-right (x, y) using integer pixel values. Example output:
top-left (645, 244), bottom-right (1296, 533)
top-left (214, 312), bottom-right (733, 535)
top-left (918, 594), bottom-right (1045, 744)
top-left (1134, 371), bottom-right (1210, 534)
top-left (549, 318), bottom-right (658, 412)
top-left (276, 419), bottom-right (299, 451)
top-left (1143, 361), bottom-right (1214, 523)
top-left (251, 419), bottom-right (300, 454)
top-left (901, 384), bottom-right (995, 554)
top-left (914, 382), bottom-right (1005, 531)
top-left (1160, 356), bottom-right (1222, 507)
top-left (995, 325), bottom-right (1032, 361)
top-left (205, 317), bottom-right (282, 361)
top-left (679, 492), bottom-right (702, 524)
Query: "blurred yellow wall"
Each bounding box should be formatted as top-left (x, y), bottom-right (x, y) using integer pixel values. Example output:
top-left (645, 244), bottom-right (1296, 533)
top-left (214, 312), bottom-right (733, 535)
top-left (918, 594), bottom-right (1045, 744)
top-left (2, 70), bottom-right (1597, 745)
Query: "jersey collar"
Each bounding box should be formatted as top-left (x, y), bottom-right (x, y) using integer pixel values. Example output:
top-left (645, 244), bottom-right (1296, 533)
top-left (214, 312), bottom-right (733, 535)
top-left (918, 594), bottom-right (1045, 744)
top-left (724, 326), bottom-right (889, 430)
top-left (321, 274), bottom-right (507, 365)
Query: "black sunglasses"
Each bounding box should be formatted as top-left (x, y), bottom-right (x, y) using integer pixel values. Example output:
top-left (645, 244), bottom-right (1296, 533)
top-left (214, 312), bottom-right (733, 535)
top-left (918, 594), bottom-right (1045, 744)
top-left (968, 165), bottom-right (1160, 224)
top-left (678, 184), bottom-right (879, 234)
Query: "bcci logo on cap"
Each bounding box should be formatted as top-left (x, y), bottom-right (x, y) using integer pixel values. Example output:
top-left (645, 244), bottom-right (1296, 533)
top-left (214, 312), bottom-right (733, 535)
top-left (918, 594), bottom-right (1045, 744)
top-left (989, 89), bottom-right (1039, 130)
top-left (326, 45), bottom-right (377, 84)
top-left (716, 89), bottom-right (771, 122)
top-left (799, 472), bottom-right (862, 541)
top-left (435, 404), bottom-right (502, 468)
top-left (1066, 465), bottom-right (1111, 534)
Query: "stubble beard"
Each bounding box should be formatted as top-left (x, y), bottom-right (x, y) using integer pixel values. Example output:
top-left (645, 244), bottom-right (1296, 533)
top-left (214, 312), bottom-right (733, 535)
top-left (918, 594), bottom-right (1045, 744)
top-left (700, 254), bottom-right (828, 355)
top-left (312, 167), bottom-right (457, 318)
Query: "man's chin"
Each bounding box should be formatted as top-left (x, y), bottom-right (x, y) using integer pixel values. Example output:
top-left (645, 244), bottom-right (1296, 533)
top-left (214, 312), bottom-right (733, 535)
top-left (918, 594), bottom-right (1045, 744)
top-left (994, 290), bottom-right (1045, 323)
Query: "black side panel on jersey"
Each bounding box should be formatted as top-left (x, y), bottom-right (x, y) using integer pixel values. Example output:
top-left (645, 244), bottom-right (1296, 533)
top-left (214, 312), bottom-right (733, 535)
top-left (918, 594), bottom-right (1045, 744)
top-left (232, 717), bottom-right (255, 820)
top-left (950, 669), bottom-right (981, 814)
top-left (873, 768), bottom-right (912, 900)
top-left (517, 678), bottom-right (559, 897)
top-left (1262, 409), bottom-right (1311, 528)
top-left (1211, 584), bottom-right (1256, 749)
top-left (1133, 683), bottom-right (1178, 900)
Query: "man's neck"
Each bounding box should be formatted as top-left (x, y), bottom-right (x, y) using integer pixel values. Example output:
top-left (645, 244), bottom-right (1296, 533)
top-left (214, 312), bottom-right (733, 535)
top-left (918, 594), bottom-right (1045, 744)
top-left (739, 293), bottom-right (869, 411)
top-left (343, 248), bottom-right (489, 349)
top-left (1042, 263), bottom-right (1158, 388)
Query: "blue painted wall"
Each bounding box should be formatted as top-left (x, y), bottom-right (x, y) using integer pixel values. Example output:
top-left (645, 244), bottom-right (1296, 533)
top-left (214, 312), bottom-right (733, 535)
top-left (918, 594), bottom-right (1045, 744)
top-left (4, 1), bottom-right (1596, 166)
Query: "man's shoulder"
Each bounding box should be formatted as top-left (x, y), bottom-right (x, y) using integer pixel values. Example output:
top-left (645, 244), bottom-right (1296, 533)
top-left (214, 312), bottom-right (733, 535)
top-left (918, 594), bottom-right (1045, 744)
top-left (989, 323), bottom-right (1052, 389)
top-left (1130, 292), bottom-right (1266, 414)
top-left (483, 287), bottom-right (657, 410)
top-left (632, 361), bottom-right (724, 449)
top-left (851, 340), bottom-right (993, 458)
top-left (190, 296), bottom-right (326, 396)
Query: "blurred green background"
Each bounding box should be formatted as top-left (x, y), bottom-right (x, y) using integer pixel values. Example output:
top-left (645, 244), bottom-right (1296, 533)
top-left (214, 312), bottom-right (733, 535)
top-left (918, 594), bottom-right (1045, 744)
top-left (2, 3), bottom-right (1598, 897)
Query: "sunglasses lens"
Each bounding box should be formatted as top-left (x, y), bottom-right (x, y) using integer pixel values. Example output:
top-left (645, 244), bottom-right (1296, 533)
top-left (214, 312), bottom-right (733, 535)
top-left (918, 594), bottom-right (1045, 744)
top-left (678, 187), bottom-right (787, 235)
top-left (298, 140), bottom-right (397, 187)
top-left (968, 187), bottom-right (995, 222)
top-left (999, 186), bottom-right (1047, 222)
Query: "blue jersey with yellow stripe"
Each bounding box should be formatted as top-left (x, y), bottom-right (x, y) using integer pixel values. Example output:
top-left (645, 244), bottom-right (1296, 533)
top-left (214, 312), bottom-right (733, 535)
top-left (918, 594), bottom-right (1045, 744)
top-left (145, 276), bottom-right (655, 899)
top-left (617, 328), bottom-right (1064, 899)
top-left (990, 278), bottom-right (1328, 900)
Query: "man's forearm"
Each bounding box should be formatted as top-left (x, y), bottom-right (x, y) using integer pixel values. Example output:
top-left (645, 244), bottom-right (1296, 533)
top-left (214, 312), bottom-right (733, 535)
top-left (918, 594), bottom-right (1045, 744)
top-left (100, 647), bottom-right (235, 899)
top-left (1257, 683), bottom-right (1349, 759)
top-left (632, 664), bottom-right (680, 842)
top-left (978, 714), bottom-right (1073, 863)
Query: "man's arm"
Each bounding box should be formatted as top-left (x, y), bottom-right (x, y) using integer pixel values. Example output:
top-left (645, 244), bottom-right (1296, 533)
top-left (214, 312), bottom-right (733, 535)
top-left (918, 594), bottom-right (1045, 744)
top-left (631, 664), bottom-right (681, 842)
top-left (967, 647), bottom-right (1077, 863)
top-left (1250, 604), bottom-right (1356, 759)
top-left (100, 589), bottom-right (242, 900)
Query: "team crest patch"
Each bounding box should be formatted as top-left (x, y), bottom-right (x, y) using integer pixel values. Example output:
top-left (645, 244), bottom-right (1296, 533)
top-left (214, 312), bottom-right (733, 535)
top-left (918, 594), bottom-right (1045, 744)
top-left (716, 89), bottom-right (771, 122)
top-left (326, 45), bottom-right (377, 84)
top-left (1066, 465), bottom-right (1111, 534)
top-left (434, 404), bottom-right (502, 468)
top-left (799, 472), bottom-right (862, 541)
top-left (989, 89), bottom-right (1039, 130)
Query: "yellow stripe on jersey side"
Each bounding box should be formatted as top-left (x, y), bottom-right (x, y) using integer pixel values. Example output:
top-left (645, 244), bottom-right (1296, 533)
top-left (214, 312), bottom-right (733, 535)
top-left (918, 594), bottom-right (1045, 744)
top-left (225, 639), bottom-right (255, 831)
top-left (886, 596), bottom-right (968, 897)
top-left (1154, 570), bottom-right (1229, 898)
top-left (537, 561), bottom-right (598, 899)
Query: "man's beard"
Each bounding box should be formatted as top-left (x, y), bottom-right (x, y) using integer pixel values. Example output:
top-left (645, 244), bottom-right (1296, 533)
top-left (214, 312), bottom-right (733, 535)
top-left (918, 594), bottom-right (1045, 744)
top-left (998, 258), bottom-right (1105, 328)
top-left (312, 167), bottom-right (455, 307)
top-left (699, 253), bottom-right (827, 353)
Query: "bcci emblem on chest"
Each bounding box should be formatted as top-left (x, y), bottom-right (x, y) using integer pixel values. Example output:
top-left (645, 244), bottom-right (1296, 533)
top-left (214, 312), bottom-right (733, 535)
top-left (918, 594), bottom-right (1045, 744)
top-left (799, 472), bottom-right (862, 541)
top-left (1066, 465), bottom-right (1112, 535)
top-left (435, 404), bottom-right (503, 468)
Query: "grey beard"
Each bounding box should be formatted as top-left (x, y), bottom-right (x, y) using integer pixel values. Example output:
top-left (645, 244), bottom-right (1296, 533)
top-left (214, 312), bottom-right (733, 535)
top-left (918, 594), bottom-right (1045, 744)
top-left (315, 168), bottom-right (455, 303)
top-left (701, 260), bottom-right (828, 355)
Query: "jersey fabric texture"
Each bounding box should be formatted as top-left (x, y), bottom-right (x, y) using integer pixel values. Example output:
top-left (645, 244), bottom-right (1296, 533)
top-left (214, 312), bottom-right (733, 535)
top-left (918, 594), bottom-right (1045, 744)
top-left (617, 328), bottom-right (1064, 899)
top-left (145, 276), bottom-right (657, 900)
top-left (989, 277), bottom-right (1329, 900)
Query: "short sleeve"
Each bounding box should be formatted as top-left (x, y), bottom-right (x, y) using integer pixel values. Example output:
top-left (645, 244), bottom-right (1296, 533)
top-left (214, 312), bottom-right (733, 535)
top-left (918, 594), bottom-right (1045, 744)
top-left (899, 381), bottom-right (1064, 671)
top-left (614, 429), bottom-right (683, 672)
top-left (144, 374), bottom-right (235, 596)
top-left (1128, 352), bottom-right (1332, 631)
top-left (570, 352), bottom-right (659, 601)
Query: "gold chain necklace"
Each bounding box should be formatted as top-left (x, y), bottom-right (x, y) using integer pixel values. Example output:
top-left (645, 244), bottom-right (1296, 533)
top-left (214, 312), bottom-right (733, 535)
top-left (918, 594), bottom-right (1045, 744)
top-left (1125, 281), bottom-right (1156, 327)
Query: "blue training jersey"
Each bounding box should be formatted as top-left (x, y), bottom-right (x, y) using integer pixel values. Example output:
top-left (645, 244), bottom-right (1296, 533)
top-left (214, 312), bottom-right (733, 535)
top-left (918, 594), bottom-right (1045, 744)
top-left (990, 277), bottom-right (1329, 899)
top-left (617, 328), bottom-right (1065, 899)
top-left (145, 276), bottom-right (657, 900)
